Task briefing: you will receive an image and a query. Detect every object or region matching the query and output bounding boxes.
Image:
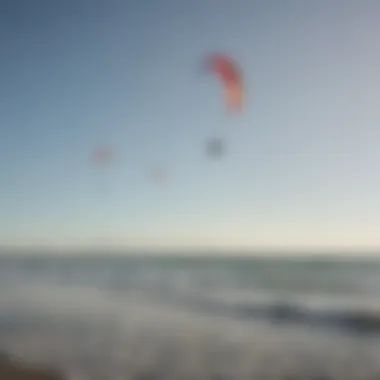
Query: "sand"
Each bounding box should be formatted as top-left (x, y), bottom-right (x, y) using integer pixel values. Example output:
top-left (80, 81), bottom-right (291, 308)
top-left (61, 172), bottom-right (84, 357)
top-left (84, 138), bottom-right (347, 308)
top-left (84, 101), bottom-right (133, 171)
top-left (0, 353), bottom-right (64, 380)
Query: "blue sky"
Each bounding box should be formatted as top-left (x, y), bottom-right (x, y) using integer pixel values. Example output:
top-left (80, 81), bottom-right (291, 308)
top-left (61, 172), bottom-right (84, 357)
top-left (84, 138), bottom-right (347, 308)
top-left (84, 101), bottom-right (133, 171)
top-left (1, 0), bottom-right (380, 251)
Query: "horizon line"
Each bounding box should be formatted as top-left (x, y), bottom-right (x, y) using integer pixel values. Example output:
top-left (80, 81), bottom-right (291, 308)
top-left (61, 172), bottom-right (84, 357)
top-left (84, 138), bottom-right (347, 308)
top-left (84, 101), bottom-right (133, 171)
top-left (0, 245), bottom-right (380, 258)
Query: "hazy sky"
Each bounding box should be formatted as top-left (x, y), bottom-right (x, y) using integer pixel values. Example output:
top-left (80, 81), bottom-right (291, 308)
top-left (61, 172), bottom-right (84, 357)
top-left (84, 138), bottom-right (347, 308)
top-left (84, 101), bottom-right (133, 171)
top-left (1, 0), bottom-right (380, 251)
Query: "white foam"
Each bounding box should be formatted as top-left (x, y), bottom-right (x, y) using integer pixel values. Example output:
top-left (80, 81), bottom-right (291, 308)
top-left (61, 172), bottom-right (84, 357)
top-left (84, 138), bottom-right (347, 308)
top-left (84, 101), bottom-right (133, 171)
top-left (1, 273), bottom-right (380, 379)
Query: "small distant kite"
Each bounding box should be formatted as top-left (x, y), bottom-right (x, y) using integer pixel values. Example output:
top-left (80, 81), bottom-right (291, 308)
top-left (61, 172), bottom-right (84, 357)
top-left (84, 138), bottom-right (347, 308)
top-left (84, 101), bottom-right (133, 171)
top-left (149, 166), bottom-right (167, 184)
top-left (206, 138), bottom-right (225, 159)
top-left (90, 146), bottom-right (116, 195)
top-left (91, 146), bottom-right (115, 167)
top-left (205, 53), bottom-right (245, 113)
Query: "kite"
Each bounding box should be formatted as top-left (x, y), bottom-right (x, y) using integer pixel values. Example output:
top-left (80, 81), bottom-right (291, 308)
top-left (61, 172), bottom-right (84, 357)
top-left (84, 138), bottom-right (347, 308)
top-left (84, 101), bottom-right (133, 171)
top-left (91, 146), bottom-right (115, 167)
top-left (206, 137), bottom-right (225, 159)
top-left (206, 53), bottom-right (244, 113)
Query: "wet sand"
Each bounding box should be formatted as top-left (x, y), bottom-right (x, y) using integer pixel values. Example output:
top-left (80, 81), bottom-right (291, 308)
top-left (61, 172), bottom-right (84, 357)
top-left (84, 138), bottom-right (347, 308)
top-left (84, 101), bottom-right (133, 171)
top-left (0, 353), bottom-right (63, 380)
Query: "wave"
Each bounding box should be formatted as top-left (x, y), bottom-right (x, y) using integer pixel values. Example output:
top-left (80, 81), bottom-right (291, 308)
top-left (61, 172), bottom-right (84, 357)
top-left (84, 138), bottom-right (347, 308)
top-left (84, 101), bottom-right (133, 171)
top-left (1, 281), bottom-right (380, 379)
top-left (2, 279), bottom-right (380, 338)
top-left (135, 287), bottom-right (380, 336)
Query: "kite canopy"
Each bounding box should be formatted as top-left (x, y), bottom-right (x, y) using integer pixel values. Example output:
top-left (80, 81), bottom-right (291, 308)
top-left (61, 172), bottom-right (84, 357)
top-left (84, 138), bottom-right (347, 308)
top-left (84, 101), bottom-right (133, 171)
top-left (150, 166), bottom-right (167, 184)
top-left (206, 53), bottom-right (244, 112)
top-left (91, 146), bottom-right (115, 166)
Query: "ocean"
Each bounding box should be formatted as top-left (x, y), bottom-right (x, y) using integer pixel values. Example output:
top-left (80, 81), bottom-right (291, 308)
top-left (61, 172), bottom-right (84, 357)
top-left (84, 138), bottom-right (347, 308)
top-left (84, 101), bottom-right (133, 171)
top-left (0, 253), bottom-right (380, 380)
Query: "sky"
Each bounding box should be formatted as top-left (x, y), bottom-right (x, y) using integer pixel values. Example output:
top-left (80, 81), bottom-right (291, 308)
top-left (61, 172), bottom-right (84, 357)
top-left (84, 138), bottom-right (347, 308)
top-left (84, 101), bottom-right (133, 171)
top-left (1, 0), bottom-right (380, 252)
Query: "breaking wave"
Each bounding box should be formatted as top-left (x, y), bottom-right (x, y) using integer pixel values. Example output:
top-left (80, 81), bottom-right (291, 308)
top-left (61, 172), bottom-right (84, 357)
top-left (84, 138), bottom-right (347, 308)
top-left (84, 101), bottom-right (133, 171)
top-left (0, 255), bottom-right (380, 379)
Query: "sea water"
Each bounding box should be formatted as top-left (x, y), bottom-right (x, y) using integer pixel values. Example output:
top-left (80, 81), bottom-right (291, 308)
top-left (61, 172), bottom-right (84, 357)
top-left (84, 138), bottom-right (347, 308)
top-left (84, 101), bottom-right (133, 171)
top-left (0, 253), bottom-right (380, 380)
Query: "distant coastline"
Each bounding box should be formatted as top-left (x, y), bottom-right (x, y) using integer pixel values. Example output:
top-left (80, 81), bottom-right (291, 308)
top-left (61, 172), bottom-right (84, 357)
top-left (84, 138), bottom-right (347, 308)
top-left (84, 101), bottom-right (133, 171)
top-left (0, 246), bottom-right (380, 260)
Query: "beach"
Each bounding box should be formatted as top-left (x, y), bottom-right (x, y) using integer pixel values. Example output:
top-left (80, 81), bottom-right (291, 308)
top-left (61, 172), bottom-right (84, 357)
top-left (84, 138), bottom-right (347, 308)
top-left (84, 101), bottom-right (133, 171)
top-left (0, 255), bottom-right (380, 380)
top-left (0, 353), bottom-right (63, 380)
